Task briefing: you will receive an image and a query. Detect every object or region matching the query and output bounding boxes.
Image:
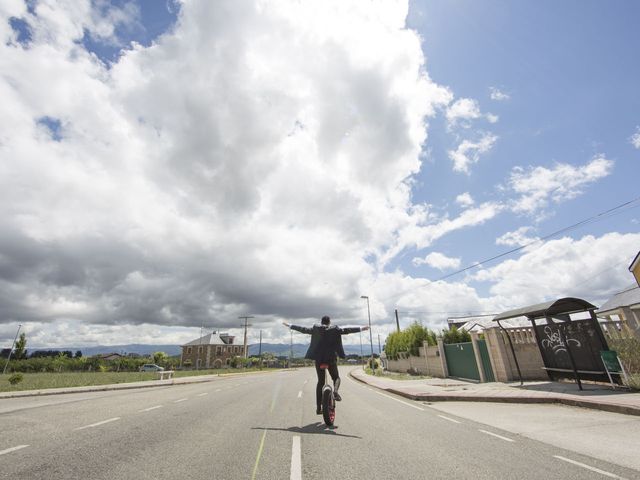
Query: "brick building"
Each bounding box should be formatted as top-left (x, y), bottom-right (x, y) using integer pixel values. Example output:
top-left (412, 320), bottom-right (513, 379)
top-left (180, 332), bottom-right (244, 369)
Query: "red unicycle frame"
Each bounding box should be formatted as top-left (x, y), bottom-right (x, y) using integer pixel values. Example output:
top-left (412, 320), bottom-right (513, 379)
top-left (319, 363), bottom-right (335, 426)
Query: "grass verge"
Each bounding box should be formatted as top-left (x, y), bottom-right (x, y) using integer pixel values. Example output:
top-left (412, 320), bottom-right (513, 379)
top-left (0, 368), bottom-right (264, 393)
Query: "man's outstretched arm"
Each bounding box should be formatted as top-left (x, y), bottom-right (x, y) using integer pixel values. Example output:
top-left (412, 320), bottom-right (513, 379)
top-left (283, 321), bottom-right (312, 335)
top-left (340, 326), bottom-right (369, 335)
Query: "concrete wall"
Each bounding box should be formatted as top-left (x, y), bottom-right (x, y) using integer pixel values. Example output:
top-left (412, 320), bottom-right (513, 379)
top-left (484, 326), bottom-right (547, 382)
top-left (385, 343), bottom-right (445, 378)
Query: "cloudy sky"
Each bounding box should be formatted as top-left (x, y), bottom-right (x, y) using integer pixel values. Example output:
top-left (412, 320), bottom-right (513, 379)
top-left (1, 0), bottom-right (639, 350)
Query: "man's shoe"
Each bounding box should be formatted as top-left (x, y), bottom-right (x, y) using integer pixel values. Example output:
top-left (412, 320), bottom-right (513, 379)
top-left (334, 392), bottom-right (342, 401)
top-left (316, 408), bottom-right (322, 415)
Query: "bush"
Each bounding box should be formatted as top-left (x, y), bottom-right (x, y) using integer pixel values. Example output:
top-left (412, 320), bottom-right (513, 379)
top-left (442, 326), bottom-right (472, 344)
top-left (608, 336), bottom-right (640, 390)
top-left (8, 373), bottom-right (23, 385)
top-left (384, 322), bottom-right (437, 360)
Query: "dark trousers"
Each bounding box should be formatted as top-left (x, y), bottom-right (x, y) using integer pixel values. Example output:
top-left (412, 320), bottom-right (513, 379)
top-left (315, 360), bottom-right (339, 408)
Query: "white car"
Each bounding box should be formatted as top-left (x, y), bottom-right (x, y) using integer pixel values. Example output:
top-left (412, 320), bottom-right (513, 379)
top-left (139, 364), bottom-right (165, 372)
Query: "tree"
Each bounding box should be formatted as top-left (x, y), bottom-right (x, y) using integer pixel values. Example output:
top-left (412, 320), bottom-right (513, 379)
top-left (442, 326), bottom-right (471, 344)
top-left (153, 351), bottom-right (168, 365)
top-left (75, 350), bottom-right (83, 358)
top-left (14, 333), bottom-right (27, 360)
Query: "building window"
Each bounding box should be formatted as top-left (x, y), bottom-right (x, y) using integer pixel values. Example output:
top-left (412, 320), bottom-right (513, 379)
top-left (216, 346), bottom-right (222, 355)
top-left (198, 346), bottom-right (203, 354)
top-left (187, 347), bottom-right (192, 354)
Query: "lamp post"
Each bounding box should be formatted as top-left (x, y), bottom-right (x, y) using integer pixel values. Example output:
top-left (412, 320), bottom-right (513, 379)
top-left (360, 296), bottom-right (374, 368)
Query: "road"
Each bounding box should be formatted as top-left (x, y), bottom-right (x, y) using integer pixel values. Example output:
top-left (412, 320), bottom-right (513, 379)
top-left (1, 366), bottom-right (638, 479)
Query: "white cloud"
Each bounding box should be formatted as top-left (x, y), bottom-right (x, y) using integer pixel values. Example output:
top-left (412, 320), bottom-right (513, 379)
top-left (489, 87), bottom-right (510, 101)
top-left (455, 192), bottom-right (474, 207)
top-left (474, 232), bottom-right (640, 308)
top-left (448, 133), bottom-right (498, 174)
top-left (446, 97), bottom-right (481, 126)
top-left (413, 252), bottom-right (461, 270)
top-left (0, 0), bottom-right (457, 345)
top-left (630, 126), bottom-right (640, 149)
top-left (508, 155), bottom-right (614, 215)
top-left (486, 113), bottom-right (499, 124)
top-left (496, 227), bottom-right (539, 247)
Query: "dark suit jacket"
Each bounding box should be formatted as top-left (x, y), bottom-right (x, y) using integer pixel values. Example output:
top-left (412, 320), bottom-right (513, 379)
top-left (290, 324), bottom-right (361, 362)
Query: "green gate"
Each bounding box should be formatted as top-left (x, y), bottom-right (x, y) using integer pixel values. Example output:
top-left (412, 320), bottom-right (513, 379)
top-left (477, 339), bottom-right (495, 382)
top-left (444, 342), bottom-right (480, 381)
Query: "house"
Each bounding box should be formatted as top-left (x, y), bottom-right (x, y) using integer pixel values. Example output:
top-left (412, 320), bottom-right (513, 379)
top-left (180, 332), bottom-right (244, 369)
top-left (95, 353), bottom-right (124, 361)
top-left (597, 284), bottom-right (640, 334)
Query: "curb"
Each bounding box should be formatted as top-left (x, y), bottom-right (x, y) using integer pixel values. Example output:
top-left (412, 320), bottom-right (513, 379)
top-left (349, 372), bottom-right (640, 417)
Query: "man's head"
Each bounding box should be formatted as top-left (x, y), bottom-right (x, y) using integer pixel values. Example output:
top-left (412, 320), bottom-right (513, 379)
top-left (321, 315), bottom-right (330, 325)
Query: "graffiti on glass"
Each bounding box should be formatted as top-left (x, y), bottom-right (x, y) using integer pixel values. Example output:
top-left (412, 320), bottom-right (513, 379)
top-left (541, 326), bottom-right (581, 355)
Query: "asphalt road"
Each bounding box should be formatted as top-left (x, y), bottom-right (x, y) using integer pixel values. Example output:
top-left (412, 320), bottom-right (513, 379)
top-left (1, 366), bottom-right (638, 480)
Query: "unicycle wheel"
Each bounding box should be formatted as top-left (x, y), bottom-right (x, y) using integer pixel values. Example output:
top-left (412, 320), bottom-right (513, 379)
top-left (321, 388), bottom-right (335, 426)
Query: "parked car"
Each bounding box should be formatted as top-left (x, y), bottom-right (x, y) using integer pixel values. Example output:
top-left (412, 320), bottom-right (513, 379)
top-left (139, 364), bottom-right (164, 372)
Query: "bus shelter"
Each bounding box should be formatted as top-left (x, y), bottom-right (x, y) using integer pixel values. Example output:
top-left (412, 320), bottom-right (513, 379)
top-left (493, 297), bottom-right (616, 390)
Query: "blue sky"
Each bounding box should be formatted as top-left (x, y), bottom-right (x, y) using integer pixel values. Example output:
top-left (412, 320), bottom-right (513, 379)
top-left (0, 1), bottom-right (638, 348)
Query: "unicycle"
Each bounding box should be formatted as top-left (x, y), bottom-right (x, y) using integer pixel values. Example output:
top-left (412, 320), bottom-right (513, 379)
top-left (319, 363), bottom-right (335, 426)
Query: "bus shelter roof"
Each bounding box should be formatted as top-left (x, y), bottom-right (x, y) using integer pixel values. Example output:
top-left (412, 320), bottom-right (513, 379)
top-left (493, 297), bottom-right (596, 322)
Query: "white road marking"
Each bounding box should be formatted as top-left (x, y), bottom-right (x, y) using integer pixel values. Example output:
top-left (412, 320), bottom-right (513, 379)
top-left (174, 398), bottom-right (188, 403)
top-left (197, 393), bottom-right (208, 397)
top-left (553, 455), bottom-right (627, 479)
top-left (140, 405), bottom-right (163, 412)
top-left (303, 380), bottom-right (308, 385)
top-left (479, 429), bottom-right (514, 442)
top-left (75, 417), bottom-right (120, 431)
top-left (297, 391), bottom-right (302, 398)
top-left (437, 415), bottom-right (461, 424)
top-left (290, 436), bottom-right (302, 480)
top-left (374, 391), bottom-right (424, 411)
top-left (0, 445), bottom-right (29, 456)
top-left (215, 388), bottom-right (222, 392)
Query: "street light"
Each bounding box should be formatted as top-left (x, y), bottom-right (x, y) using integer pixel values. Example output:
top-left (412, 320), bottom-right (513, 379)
top-left (360, 296), bottom-right (374, 368)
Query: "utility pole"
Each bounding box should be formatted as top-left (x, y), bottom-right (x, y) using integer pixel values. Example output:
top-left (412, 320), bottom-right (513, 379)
top-left (3, 324), bottom-right (22, 375)
top-left (359, 330), bottom-right (363, 366)
top-left (395, 309), bottom-right (400, 332)
top-left (290, 329), bottom-right (293, 368)
top-left (259, 330), bottom-right (263, 368)
top-left (238, 316), bottom-right (254, 360)
top-left (378, 334), bottom-right (382, 355)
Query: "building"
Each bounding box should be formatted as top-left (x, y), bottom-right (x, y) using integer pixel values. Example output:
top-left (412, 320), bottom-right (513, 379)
top-left (630, 250), bottom-right (640, 287)
top-left (180, 332), bottom-right (243, 369)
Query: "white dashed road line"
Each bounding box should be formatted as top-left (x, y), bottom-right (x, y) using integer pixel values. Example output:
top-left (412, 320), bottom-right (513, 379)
top-left (297, 391), bottom-right (302, 398)
top-left (197, 393), bottom-right (208, 397)
top-left (0, 445), bottom-right (29, 456)
top-left (374, 391), bottom-right (424, 411)
top-left (139, 405), bottom-right (163, 412)
top-left (74, 417), bottom-right (120, 431)
top-left (173, 398), bottom-right (188, 403)
top-left (437, 415), bottom-right (461, 424)
top-left (553, 456), bottom-right (627, 479)
top-left (479, 429), bottom-right (514, 442)
top-left (290, 436), bottom-right (302, 480)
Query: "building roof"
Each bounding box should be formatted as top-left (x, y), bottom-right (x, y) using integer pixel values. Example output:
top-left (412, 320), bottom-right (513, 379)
top-left (493, 297), bottom-right (596, 322)
top-left (458, 315), bottom-right (529, 331)
top-left (629, 250), bottom-right (640, 272)
top-left (597, 284), bottom-right (640, 315)
top-left (182, 332), bottom-right (236, 347)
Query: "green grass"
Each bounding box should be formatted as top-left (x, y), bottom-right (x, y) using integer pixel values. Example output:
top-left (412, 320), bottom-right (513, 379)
top-left (0, 368), bottom-right (264, 393)
top-left (364, 367), bottom-right (430, 380)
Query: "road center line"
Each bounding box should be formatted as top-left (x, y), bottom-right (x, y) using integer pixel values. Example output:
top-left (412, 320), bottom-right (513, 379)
top-left (553, 455), bottom-right (627, 479)
top-left (251, 429), bottom-right (267, 480)
top-left (479, 429), bottom-right (514, 442)
top-left (140, 405), bottom-right (163, 412)
top-left (173, 398), bottom-right (188, 403)
top-left (74, 417), bottom-right (120, 431)
top-left (437, 415), bottom-right (461, 424)
top-left (0, 445), bottom-right (29, 456)
top-left (374, 391), bottom-right (424, 411)
top-left (297, 391), bottom-right (302, 398)
top-left (290, 436), bottom-right (302, 480)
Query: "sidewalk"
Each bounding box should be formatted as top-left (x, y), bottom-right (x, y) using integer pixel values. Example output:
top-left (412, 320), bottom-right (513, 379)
top-left (350, 368), bottom-right (640, 416)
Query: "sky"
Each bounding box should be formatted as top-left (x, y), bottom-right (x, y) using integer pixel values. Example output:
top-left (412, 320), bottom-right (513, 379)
top-left (1, 0), bottom-right (639, 350)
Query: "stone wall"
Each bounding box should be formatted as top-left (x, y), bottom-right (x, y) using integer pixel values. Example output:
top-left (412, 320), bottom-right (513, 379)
top-left (484, 326), bottom-right (546, 381)
top-left (385, 343), bottom-right (445, 378)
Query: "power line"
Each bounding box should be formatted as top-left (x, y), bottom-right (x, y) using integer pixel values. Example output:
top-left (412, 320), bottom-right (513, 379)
top-left (435, 195), bottom-right (640, 282)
